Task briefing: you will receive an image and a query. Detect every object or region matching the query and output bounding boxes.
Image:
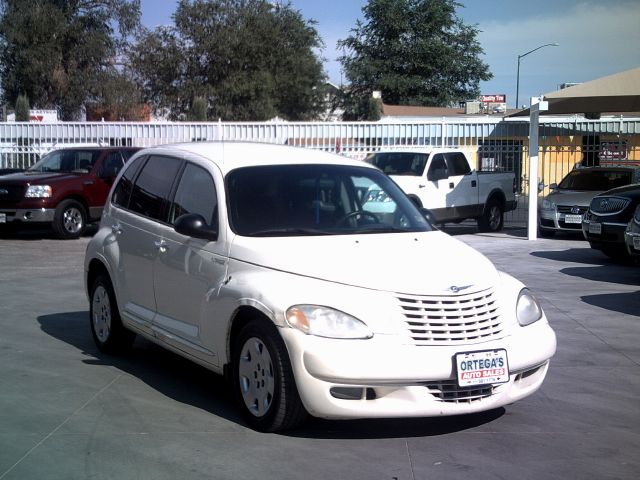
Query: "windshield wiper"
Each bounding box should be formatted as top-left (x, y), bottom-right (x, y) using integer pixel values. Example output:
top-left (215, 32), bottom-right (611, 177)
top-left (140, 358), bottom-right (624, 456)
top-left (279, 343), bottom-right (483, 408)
top-left (249, 227), bottom-right (331, 237)
top-left (349, 225), bottom-right (417, 234)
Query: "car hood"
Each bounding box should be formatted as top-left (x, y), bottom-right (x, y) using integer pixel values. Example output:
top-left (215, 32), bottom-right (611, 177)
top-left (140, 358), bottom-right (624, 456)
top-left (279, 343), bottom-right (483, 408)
top-left (228, 230), bottom-right (498, 295)
top-left (545, 189), bottom-right (604, 206)
top-left (0, 171), bottom-right (84, 184)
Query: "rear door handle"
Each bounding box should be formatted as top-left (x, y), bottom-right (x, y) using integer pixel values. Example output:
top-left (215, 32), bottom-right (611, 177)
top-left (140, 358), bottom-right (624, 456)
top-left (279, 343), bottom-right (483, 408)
top-left (449, 182), bottom-right (454, 189)
top-left (471, 180), bottom-right (477, 187)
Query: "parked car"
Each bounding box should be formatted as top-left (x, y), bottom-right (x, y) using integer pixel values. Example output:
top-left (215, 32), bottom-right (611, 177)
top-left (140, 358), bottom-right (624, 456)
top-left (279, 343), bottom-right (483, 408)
top-left (624, 204), bottom-right (640, 260)
top-left (0, 146), bottom-right (140, 238)
top-left (365, 148), bottom-right (516, 232)
top-left (539, 166), bottom-right (639, 237)
top-left (85, 141), bottom-right (556, 432)
top-left (582, 183), bottom-right (640, 261)
top-left (0, 167), bottom-right (25, 176)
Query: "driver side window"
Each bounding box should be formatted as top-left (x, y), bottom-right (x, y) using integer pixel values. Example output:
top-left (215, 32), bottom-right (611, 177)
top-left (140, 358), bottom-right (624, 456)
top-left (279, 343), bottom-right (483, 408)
top-left (168, 163), bottom-right (218, 227)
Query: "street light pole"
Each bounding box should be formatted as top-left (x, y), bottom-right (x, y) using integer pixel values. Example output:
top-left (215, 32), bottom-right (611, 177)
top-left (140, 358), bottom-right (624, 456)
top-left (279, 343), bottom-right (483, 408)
top-left (515, 43), bottom-right (559, 109)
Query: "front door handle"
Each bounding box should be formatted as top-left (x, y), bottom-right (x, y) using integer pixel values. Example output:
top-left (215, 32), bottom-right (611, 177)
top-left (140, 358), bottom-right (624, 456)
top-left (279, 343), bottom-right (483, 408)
top-left (471, 180), bottom-right (477, 187)
top-left (111, 223), bottom-right (123, 235)
top-left (154, 240), bottom-right (168, 253)
top-left (449, 182), bottom-right (454, 189)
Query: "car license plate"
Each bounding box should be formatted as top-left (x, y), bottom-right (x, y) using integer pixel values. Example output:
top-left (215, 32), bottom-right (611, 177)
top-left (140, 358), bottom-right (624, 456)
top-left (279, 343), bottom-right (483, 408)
top-left (455, 349), bottom-right (509, 387)
top-left (588, 222), bottom-right (602, 234)
top-left (0, 213), bottom-right (5, 223)
top-left (634, 236), bottom-right (640, 250)
top-left (564, 214), bottom-right (582, 224)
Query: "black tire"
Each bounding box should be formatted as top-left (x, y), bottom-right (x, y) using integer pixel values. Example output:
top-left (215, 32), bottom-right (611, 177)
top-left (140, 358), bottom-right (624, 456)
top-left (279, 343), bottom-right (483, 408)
top-left (90, 274), bottom-right (135, 353)
top-left (232, 320), bottom-right (307, 432)
top-left (52, 199), bottom-right (87, 239)
top-left (478, 199), bottom-right (504, 232)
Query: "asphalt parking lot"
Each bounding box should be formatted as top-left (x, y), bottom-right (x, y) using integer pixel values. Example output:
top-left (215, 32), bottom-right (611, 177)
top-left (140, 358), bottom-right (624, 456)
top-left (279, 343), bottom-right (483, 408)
top-left (0, 226), bottom-right (638, 480)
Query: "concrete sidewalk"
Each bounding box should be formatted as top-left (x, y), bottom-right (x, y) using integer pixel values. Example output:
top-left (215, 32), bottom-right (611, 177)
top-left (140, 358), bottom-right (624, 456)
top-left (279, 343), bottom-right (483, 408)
top-left (0, 231), bottom-right (638, 479)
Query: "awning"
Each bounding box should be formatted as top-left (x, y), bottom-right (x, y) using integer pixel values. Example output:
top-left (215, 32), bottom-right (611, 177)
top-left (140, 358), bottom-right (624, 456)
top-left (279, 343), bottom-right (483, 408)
top-left (510, 67), bottom-right (640, 116)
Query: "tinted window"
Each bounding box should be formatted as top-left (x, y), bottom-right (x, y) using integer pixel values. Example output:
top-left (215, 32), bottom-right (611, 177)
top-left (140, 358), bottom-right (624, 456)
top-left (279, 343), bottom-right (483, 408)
top-left (427, 154), bottom-right (448, 180)
top-left (129, 156), bottom-right (182, 221)
top-left (100, 152), bottom-right (125, 177)
top-left (445, 152), bottom-right (471, 176)
top-left (28, 149), bottom-right (99, 173)
top-left (558, 169), bottom-right (632, 191)
top-left (112, 155), bottom-right (146, 209)
top-left (226, 164), bottom-right (431, 237)
top-left (366, 152), bottom-right (428, 175)
top-left (168, 163), bottom-right (218, 226)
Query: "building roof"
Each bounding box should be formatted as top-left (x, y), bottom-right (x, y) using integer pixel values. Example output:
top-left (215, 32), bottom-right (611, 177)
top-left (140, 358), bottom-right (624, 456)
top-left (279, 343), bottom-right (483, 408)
top-left (381, 103), bottom-right (520, 118)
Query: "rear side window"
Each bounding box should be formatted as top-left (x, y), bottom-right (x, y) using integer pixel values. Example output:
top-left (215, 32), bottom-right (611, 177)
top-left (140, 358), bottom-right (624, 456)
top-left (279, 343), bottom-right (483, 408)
top-left (112, 155), bottom-right (146, 209)
top-left (129, 156), bottom-right (182, 221)
top-left (427, 154), bottom-right (448, 179)
top-left (366, 152), bottom-right (428, 176)
top-left (168, 163), bottom-right (218, 226)
top-left (445, 152), bottom-right (471, 176)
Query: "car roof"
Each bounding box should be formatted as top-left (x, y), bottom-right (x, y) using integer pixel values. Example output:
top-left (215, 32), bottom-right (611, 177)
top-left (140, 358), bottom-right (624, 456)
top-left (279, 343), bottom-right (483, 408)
top-left (369, 147), bottom-right (458, 154)
top-left (571, 166), bottom-right (637, 172)
top-left (137, 141), bottom-right (374, 175)
top-left (595, 182), bottom-right (640, 198)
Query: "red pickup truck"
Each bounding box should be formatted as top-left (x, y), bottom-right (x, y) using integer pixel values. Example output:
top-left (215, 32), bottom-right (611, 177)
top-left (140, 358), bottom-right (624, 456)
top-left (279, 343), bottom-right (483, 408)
top-left (0, 147), bottom-right (140, 238)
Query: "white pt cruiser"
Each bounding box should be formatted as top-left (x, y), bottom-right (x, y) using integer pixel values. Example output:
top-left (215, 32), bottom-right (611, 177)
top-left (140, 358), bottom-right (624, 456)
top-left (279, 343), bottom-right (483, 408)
top-left (84, 142), bottom-right (556, 432)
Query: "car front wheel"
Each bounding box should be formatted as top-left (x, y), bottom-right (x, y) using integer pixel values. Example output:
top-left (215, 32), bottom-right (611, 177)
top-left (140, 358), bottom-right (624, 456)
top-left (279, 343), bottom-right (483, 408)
top-left (53, 199), bottom-right (86, 239)
top-left (233, 320), bottom-right (307, 432)
top-left (478, 199), bottom-right (504, 232)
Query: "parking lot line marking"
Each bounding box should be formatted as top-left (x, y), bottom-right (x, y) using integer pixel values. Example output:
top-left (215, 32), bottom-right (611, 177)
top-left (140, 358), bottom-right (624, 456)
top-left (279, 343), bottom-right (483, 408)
top-left (0, 373), bottom-right (124, 479)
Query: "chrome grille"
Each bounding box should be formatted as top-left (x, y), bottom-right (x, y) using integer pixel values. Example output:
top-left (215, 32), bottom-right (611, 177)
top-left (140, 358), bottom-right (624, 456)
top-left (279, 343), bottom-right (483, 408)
top-left (397, 288), bottom-right (503, 345)
top-left (557, 205), bottom-right (587, 214)
top-left (424, 380), bottom-right (496, 403)
top-left (589, 196), bottom-right (630, 214)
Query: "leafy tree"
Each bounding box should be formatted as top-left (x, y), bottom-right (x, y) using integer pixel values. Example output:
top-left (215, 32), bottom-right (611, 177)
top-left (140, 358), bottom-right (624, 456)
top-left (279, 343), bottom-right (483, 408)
top-left (129, 0), bottom-right (326, 121)
top-left (338, 0), bottom-right (492, 118)
top-left (189, 97), bottom-right (208, 121)
top-left (14, 93), bottom-right (29, 121)
top-left (0, 0), bottom-right (141, 120)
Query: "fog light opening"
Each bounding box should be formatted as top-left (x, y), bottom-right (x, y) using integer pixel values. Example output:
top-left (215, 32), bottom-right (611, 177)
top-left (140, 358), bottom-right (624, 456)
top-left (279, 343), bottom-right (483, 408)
top-left (330, 387), bottom-right (377, 401)
top-left (24, 211), bottom-right (33, 220)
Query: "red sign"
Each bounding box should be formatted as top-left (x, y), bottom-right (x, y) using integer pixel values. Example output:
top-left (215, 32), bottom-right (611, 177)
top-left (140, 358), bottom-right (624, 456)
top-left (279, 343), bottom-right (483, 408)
top-left (481, 94), bottom-right (506, 103)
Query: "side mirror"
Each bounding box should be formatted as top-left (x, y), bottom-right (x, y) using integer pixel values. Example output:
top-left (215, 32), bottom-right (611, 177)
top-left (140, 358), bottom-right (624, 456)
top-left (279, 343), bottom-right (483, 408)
top-left (419, 207), bottom-right (437, 225)
top-left (174, 213), bottom-right (218, 241)
top-left (549, 183), bottom-right (558, 190)
top-left (428, 169), bottom-right (448, 182)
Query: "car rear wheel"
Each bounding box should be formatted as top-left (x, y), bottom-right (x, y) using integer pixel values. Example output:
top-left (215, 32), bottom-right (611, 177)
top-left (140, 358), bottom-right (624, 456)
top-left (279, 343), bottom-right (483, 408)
top-left (478, 199), bottom-right (504, 232)
top-left (90, 274), bottom-right (135, 353)
top-left (233, 320), bottom-right (307, 432)
top-left (53, 199), bottom-right (86, 239)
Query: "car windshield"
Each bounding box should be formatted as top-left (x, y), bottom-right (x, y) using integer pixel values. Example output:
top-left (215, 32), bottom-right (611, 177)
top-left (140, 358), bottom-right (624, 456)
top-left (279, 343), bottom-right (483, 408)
top-left (28, 150), bottom-right (99, 173)
top-left (226, 164), bottom-right (433, 237)
top-left (558, 169), bottom-right (631, 191)
top-left (365, 152), bottom-right (429, 176)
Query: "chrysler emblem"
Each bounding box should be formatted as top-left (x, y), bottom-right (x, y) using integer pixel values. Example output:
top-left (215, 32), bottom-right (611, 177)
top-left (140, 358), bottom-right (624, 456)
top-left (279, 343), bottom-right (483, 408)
top-left (0, 189), bottom-right (8, 195)
top-left (449, 284), bottom-right (472, 293)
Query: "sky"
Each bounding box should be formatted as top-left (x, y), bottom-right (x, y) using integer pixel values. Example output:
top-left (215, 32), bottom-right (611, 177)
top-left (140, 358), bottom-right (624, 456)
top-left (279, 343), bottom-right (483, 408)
top-left (139, 0), bottom-right (640, 108)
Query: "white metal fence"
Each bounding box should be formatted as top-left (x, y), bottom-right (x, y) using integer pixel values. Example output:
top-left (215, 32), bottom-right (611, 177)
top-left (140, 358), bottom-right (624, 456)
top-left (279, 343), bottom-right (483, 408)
top-left (2, 117), bottom-right (639, 227)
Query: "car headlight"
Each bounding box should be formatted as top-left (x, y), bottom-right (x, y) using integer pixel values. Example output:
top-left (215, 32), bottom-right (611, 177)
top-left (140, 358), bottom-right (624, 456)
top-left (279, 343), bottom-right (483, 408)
top-left (516, 288), bottom-right (543, 326)
top-left (25, 185), bottom-right (52, 198)
top-left (541, 199), bottom-right (555, 210)
top-left (286, 305), bottom-right (373, 339)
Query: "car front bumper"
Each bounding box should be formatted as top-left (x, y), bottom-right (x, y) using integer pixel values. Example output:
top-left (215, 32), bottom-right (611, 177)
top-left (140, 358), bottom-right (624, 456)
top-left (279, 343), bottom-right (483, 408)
top-left (280, 319), bottom-right (556, 419)
top-left (0, 208), bottom-right (55, 224)
top-left (539, 208), bottom-right (585, 232)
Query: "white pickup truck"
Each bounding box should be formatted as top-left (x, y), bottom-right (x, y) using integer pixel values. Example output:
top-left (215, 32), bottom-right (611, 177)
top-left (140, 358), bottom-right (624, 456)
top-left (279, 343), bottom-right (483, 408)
top-left (366, 148), bottom-right (517, 232)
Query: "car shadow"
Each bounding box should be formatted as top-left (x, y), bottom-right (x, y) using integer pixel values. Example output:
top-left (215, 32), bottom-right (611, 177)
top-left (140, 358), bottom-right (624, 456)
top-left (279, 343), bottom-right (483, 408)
top-left (37, 310), bottom-right (505, 439)
top-left (560, 265), bottom-right (640, 286)
top-left (530, 248), bottom-right (610, 265)
top-left (581, 292), bottom-right (640, 317)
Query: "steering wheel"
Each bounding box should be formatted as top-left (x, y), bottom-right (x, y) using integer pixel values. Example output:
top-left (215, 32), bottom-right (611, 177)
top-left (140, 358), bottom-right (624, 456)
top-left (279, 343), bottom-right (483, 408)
top-left (336, 211), bottom-right (380, 227)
